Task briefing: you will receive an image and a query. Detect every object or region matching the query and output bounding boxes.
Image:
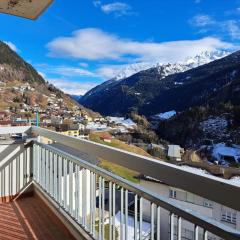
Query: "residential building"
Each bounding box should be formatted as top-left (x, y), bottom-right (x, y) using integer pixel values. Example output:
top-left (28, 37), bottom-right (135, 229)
top-left (168, 145), bottom-right (184, 161)
top-left (55, 124), bottom-right (79, 137)
top-left (140, 178), bottom-right (240, 240)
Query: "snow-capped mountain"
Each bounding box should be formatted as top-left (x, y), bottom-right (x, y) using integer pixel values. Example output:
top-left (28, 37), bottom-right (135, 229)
top-left (114, 62), bottom-right (157, 81)
top-left (113, 50), bottom-right (230, 82)
top-left (81, 50), bottom-right (230, 99)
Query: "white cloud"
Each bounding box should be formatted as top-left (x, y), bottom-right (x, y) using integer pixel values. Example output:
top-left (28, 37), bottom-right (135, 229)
top-left (79, 62), bottom-right (89, 68)
top-left (224, 20), bottom-right (240, 40)
top-left (36, 63), bottom-right (96, 77)
top-left (191, 14), bottom-right (240, 40)
top-left (93, 1), bottom-right (133, 17)
top-left (101, 2), bottom-right (132, 16)
top-left (54, 66), bottom-right (96, 77)
top-left (4, 41), bottom-right (19, 52)
top-left (190, 14), bottom-right (215, 27)
top-left (96, 65), bottom-right (123, 79)
top-left (47, 77), bottom-right (98, 95)
top-left (93, 0), bottom-right (101, 7)
top-left (47, 28), bottom-right (235, 63)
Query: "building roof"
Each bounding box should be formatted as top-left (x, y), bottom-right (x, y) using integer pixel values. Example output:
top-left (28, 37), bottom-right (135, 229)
top-left (0, 0), bottom-right (53, 20)
top-left (55, 124), bottom-right (79, 132)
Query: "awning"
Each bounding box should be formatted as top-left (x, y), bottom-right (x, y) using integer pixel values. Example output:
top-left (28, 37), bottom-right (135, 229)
top-left (0, 0), bottom-right (54, 20)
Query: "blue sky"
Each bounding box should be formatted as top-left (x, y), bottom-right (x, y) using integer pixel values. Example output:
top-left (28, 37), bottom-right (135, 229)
top-left (0, 0), bottom-right (240, 95)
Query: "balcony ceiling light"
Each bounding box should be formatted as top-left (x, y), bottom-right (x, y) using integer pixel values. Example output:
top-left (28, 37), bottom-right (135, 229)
top-left (0, 0), bottom-right (54, 20)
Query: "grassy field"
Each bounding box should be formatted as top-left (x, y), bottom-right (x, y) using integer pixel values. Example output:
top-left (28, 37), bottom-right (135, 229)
top-left (89, 132), bottom-right (152, 183)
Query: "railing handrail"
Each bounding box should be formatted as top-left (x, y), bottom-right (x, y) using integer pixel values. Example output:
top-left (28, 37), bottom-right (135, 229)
top-left (32, 126), bottom-right (240, 212)
top-left (34, 141), bottom-right (240, 240)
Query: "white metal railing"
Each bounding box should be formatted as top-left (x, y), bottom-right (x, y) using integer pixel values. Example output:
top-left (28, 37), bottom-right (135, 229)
top-left (31, 127), bottom-right (240, 212)
top-left (1, 126), bottom-right (240, 240)
top-left (32, 140), bottom-right (240, 240)
top-left (0, 142), bottom-right (32, 200)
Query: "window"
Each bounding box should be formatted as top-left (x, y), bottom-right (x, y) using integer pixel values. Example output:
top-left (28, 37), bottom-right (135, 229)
top-left (170, 189), bottom-right (177, 199)
top-left (221, 210), bottom-right (237, 224)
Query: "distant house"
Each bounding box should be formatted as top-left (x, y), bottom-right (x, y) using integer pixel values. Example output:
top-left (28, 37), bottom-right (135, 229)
top-left (168, 145), bottom-right (184, 161)
top-left (100, 133), bottom-right (112, 143)
top-left (0, 120), bottom-right (12, 127)
top-left (83, 114), bottom-right (93, 122)
top-left (41, 117), bottom-right (52, 125)
top-left (78, 123), bottom-right (85, 131)
top-left (55, 124), bottom-right (79, 137)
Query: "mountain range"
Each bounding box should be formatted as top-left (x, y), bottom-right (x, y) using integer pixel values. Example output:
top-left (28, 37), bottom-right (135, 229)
top-left (79, 50), bottom-right (232, 116)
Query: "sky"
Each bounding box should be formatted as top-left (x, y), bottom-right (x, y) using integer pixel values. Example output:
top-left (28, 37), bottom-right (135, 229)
top-left (0, 0), bottom-right (240, 95)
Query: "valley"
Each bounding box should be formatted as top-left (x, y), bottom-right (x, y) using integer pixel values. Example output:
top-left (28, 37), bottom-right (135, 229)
top-left (79, 50), bottom-right (240, 170)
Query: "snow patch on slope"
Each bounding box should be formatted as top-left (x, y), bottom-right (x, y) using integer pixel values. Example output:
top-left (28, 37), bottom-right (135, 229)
top-left (212, 143), bottom-right (240, 162)
top-left (154, 110), bottom-right (177, 120)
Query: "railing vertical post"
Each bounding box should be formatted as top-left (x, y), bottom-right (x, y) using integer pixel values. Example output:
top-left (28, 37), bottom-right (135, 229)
top-left (90, 172), bottom-right (94, 235)
top-left (53, 153), bottom-right (57, 200)
top-left (120, 187), bottom-right (124, 240)
top-left (49, 150), bottom-right (53, 195)
top-left (58, 155), bottom-right (63, 206)
top-left (29, 142), bottom-right (34, 181)
top-left (101, 178), bottom-right (105, 239)
top-left (98, 176), bottom-right (102, 240)
top-left (75, 165), bottom-right (79, 221)
top-left (204, 230), bottom-right (208, 240)
top-left (139, 197), bottom-right (143, 240)
top-left (63, 158), bottom-right (67, 210)
top-left (83, 168), bottom-right (87, 228)
top-left (195, 225), bottom-right (199, 240)
top-left (151, 203), bottom-right (155, 240)
top-left (109, 181), bottom-right (112, 240)
top-left (112, 183), bottom-right (116, 240)
top-left (170, 213), bottom-right (175, 240)
top-left (125, 189), bottom-right (128, 240)
top-left (157, 206), bottom-right (161, 240)
top-left (178, 217), bottom-right (182, 240)
top-left (93, 173), bottom-right (96, 239)
top-left (69, 161), bottom-right (73, 216)
top-left (134, 195), bottom-right (138, 240)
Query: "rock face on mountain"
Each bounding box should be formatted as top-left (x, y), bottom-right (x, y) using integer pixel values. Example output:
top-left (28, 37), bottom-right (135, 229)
top-left (80, 50), bottom-right (237, 116)
top-left (0, 41), bottom-right (45, 84)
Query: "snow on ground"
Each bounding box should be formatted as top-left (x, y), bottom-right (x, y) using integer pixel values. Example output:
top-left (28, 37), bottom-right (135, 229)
top-left (108, 117), bottom-right (136, 128)
top-left (180, 165), bottom-right (210, 175)
top-left (154, 110), bottom-right (176, 120)
top-left (86, 122), bottom-right (107, 131)
top-left (212, 143), bottom-right (240, 162)
top-left (105, 211), bottom-right (151, 240)
top-left (200, 117), bottom-right (228, 137)
top-left (229, 176), bottom-right (240, 186)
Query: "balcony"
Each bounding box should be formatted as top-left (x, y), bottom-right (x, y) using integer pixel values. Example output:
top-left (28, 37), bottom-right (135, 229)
top-left (0, 126), bottom-right (240, 240)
